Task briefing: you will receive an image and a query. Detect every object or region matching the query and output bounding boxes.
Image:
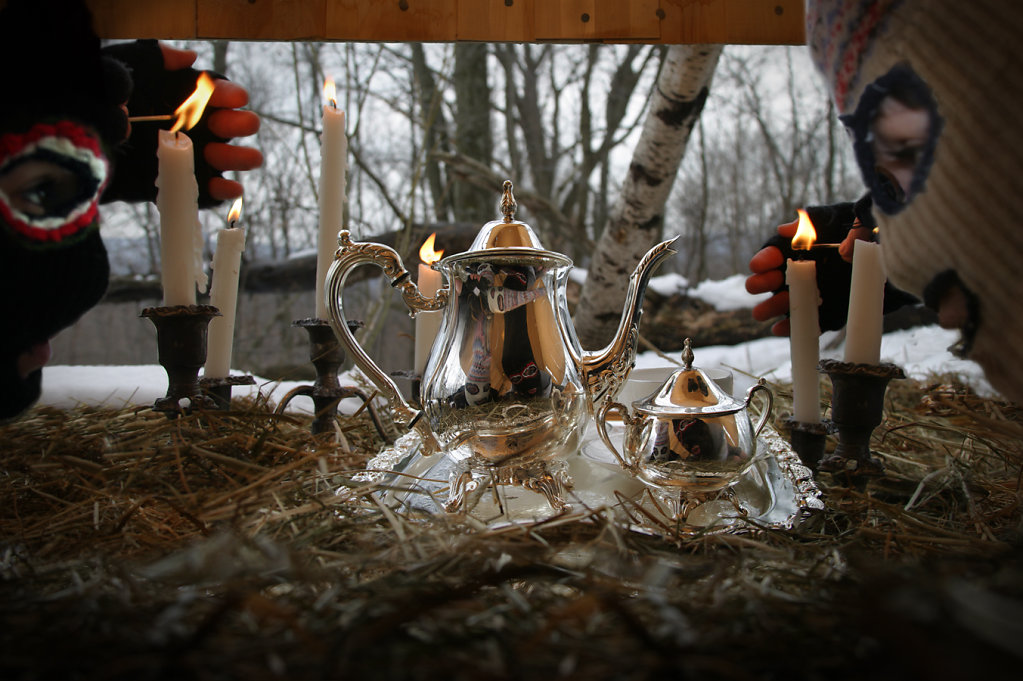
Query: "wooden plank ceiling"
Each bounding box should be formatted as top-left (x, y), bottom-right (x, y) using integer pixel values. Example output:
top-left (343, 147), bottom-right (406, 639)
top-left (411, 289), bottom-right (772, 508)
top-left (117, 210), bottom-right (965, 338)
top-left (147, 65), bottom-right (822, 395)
top-left (75, 0), bottom-right (804, 45)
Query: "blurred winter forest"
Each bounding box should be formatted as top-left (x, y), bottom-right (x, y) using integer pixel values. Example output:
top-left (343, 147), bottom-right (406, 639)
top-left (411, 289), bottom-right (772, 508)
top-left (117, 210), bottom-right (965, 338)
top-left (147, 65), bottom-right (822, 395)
top-left (102, 40), bottom-right (863, 283)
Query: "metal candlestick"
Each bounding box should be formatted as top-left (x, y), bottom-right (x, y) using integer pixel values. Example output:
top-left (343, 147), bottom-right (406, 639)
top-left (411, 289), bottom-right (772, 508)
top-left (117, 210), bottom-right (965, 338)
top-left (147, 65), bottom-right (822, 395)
top-left (200, 374), bottom-right (257, 410)
top-left (783, 417), bottom-right (832, 471)
top-left (274, 318), bottom-right (391, 440)
top-left (141, 305), bottom-right (220, 417)
top-left (818, 359), bottom-right (905, 479)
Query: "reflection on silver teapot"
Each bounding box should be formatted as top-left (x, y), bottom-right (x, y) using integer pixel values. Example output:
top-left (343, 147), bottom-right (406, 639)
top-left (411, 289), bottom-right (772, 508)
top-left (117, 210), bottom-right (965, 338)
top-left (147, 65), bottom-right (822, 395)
top-left (596, 339), bottom-right (773, 519)
top-left (325, 181), bottom-right (677, 512)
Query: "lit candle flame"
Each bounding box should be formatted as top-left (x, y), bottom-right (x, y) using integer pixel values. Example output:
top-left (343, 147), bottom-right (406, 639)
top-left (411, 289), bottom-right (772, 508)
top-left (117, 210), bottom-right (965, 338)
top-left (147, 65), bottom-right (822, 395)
top-left (419, 233), bottom-right (444, 265)
top-left (792, 209), bottom-right (817, 251)
top-left (324, 77), bottom-right (338, 109)
top-left (227, 197), bottom-right (243, 225)
top-left (170, 72), bottom-right (216, 133)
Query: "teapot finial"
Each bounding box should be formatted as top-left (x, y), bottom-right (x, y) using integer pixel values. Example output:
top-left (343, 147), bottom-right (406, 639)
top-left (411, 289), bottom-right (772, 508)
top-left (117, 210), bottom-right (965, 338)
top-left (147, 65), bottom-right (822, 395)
top-left (682, 338), bottom-right (694, 370)
top-left (501, 180), bottom-right (516, 223)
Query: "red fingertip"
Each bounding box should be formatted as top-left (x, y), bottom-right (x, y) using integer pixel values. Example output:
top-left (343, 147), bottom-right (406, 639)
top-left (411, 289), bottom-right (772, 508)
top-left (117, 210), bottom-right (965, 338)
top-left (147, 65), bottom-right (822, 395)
top-left (772, 319), bottom-right (791, 337)
top-left (208, 177), bottom-right (244, 202)
top-left (209, 80), bottom-right (249, 109)
top-left (749, 246), bottom-right (784, 274)
top-left (204, 143), bottom-right (264, 172)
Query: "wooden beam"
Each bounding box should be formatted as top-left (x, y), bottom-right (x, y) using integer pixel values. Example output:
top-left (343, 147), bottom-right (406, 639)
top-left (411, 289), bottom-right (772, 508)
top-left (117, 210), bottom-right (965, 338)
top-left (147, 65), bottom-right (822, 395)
top-left (326, 0), bottom-right (459, 43)
top-left (533, 0), bottom-right (662, 42)
top-left (198, 0), bottom-right (328, 41)
top-left (62, 0), bottom-right (804, 44)
top-left (659, 0), bottom-right (804, 45)
top-left (87, 0), bottom-right (194, 40)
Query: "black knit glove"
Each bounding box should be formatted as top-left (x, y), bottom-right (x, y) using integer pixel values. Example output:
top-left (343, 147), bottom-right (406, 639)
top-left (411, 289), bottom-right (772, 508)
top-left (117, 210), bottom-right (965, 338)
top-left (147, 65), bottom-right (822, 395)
top-left (100, 40), bottom-right (229, 208)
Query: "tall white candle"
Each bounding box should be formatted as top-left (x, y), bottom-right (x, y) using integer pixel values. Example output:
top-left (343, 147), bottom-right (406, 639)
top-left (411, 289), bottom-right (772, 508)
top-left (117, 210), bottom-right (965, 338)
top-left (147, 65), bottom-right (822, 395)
top-left (205, 200), bottom-right (246, 378)
top-left (316, 79), bottom-right (346, 320)
top-left (156, 129), bottom-right (202, 306)
top-left (787, 258), bottom-right (821, 423)
top-left (844, 239), bottom-right (886, 364)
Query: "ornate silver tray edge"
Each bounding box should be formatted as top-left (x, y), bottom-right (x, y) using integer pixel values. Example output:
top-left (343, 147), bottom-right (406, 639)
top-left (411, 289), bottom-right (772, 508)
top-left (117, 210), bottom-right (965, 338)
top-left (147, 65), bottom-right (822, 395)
top-left (353, 424), bottom-right (825, 535)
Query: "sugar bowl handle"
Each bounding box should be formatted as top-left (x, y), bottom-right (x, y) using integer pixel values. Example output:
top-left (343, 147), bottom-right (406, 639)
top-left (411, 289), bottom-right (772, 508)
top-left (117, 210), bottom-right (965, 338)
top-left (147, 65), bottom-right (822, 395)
top-left (744, 378), bottom-right (774, 438)
top-left (595, 401), bottom-right (637, 472)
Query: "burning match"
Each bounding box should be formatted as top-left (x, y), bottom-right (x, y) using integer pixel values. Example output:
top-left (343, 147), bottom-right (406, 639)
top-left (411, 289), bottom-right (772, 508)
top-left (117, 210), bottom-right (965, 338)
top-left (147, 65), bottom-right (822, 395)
top-left (127, 72), bottom-right (216, 128)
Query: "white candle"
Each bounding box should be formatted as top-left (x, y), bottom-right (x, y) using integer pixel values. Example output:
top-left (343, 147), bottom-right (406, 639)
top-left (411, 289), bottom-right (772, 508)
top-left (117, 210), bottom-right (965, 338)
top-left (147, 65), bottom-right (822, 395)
top-left (156, 129), bottom-right (202, 306)
top-left (787, 258), bottom-right (821, 423)
top-left (844, 239), bottom-right (886, 364)
top-left (316, 81), bottom-right (346, 320)
top-left (415, 263), bottom-right (443, 376)
top-left (205, 200), bottom-right (246, 378)
top-left (414, 233), bottom-right (444, 377)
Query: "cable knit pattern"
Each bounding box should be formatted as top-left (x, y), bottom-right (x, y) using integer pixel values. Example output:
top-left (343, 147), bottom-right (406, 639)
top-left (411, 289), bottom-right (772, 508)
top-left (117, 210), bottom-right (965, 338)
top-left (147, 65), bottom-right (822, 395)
top-left (807, 0), bottom-right (1023, 403)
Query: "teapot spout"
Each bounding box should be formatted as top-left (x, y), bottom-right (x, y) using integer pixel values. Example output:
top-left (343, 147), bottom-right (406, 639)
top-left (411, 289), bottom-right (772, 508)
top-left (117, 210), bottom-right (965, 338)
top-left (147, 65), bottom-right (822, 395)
top-left (579, 236), bottom-right (678, 413)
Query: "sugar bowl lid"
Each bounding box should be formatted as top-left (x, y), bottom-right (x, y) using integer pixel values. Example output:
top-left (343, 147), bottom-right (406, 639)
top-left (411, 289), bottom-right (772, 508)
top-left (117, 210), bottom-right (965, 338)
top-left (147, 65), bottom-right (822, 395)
top-left (634, 338), bottom-right (744, 417)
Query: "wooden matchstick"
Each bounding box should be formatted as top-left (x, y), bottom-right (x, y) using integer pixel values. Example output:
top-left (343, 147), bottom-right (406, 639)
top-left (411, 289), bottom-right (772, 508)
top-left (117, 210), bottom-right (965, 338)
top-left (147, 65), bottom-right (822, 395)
top-left (127, 114), bottom-right (174, 122)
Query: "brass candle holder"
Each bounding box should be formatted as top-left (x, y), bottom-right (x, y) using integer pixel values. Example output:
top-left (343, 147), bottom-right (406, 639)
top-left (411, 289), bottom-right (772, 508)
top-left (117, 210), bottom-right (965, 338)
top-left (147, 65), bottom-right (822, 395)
top-left (818, 359), bottom-right (905, 479)
top-left (783, 417), bottom-right (832, 471)
top-left (274, 318), bottom-right (391, 440)
top-left (141, 304), bottom-right (220, 417)
top-left (200, 374), bottom-right (256, 410)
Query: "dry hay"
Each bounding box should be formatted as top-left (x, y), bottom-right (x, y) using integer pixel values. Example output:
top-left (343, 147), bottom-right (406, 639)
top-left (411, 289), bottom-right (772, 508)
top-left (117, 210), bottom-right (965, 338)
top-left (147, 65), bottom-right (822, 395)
top-left (2, 377), bottom-right (1023, 681)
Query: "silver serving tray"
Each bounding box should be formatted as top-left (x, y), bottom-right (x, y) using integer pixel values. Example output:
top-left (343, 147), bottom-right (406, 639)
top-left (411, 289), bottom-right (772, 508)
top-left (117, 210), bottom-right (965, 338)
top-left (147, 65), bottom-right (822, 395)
top-left (356, 423), bottom-right (825, 535)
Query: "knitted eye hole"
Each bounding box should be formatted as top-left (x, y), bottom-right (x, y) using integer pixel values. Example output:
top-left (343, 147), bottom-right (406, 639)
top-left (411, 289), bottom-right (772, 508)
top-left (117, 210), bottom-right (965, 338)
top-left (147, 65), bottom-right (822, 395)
top-left (509, 362), bottom-right (539, 384)
top-left (841, 64), bottom-right (943, 215)
top-left (1, 157), bottom-right (90, 218)
top-left (0, 121), bottom-right (107, 244)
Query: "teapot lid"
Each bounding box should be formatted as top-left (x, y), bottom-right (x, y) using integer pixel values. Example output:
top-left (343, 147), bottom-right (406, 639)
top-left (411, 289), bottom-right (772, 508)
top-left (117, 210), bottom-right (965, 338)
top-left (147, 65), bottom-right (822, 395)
top-left (634, 339), bottom-right (745, 417)
top-left (442, 181), bottom-right (571, 268)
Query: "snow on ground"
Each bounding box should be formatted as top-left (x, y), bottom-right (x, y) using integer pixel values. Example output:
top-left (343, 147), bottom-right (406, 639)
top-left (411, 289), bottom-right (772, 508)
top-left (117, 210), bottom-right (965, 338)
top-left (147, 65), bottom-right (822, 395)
top-left (38, 324), bottom-right (993, 412)
top-left (35, 274), bottom-right (996, 411)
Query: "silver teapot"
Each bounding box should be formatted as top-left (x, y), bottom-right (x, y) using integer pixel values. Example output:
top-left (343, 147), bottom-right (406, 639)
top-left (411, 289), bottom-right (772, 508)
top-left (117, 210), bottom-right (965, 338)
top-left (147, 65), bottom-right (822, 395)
top-left (325, 181), bottom-right (676, 512)
top-left (595, 339), bottom-right (773, 518)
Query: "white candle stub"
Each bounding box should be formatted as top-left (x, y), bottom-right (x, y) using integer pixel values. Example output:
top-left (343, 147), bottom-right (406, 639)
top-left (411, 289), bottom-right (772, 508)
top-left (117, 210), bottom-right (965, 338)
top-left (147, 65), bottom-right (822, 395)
top-left (844, 239), bottom-right (886, 365)
top-left (415, 266), bottom-right (443, 376)
top-left (316, 82), bottom-right (346, 320)
top-left (414, 233), bottom-right (445, 377)
top-left (787, 258), bottom-right (821, 423)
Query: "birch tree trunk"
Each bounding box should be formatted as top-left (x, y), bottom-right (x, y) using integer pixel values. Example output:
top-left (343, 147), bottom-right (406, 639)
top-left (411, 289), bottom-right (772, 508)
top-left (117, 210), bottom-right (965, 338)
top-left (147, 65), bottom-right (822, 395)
top-left (573, 44), bottom-right (722, 349)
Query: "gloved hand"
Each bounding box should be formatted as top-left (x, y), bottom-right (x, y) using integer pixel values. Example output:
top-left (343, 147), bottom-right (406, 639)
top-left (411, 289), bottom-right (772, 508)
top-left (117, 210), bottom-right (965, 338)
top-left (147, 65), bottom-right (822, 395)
top-left (745, 196), bottom-right (916, 336)
top-left (101, 40), bottom-right (262, 208)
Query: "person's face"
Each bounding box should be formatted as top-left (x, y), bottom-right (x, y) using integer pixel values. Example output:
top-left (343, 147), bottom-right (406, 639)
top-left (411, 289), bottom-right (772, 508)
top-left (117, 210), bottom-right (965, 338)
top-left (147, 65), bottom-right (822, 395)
top-left (840, 64), bottom-right (941, 215)
top-left (509, 360), bottom-right (550, 397)
top-left (870, 95), bottom-right (931, 200)
top-left (0, 120), bottom-right (110, 419)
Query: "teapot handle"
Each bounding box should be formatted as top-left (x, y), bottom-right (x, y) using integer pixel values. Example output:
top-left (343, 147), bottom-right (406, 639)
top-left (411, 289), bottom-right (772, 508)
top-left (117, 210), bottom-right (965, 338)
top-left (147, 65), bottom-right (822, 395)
top-left (324, 230), bottom-right (449, 451)
top-left (744, 378), bottom-right (774, 438)
top-left (595, 401), bottom-right (636, 473)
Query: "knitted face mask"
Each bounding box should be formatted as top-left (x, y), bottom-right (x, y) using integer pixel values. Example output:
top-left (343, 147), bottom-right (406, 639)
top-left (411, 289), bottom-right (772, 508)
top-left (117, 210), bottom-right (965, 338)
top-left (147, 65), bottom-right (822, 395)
top-left (0, 121), bottom-right (109, 245)
top-left (0, 121), bottom-right (110, 420)
top-left (0, 0), bottom-right (126, 419)
top-left (807, 0), bottom-right (1023, 403)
